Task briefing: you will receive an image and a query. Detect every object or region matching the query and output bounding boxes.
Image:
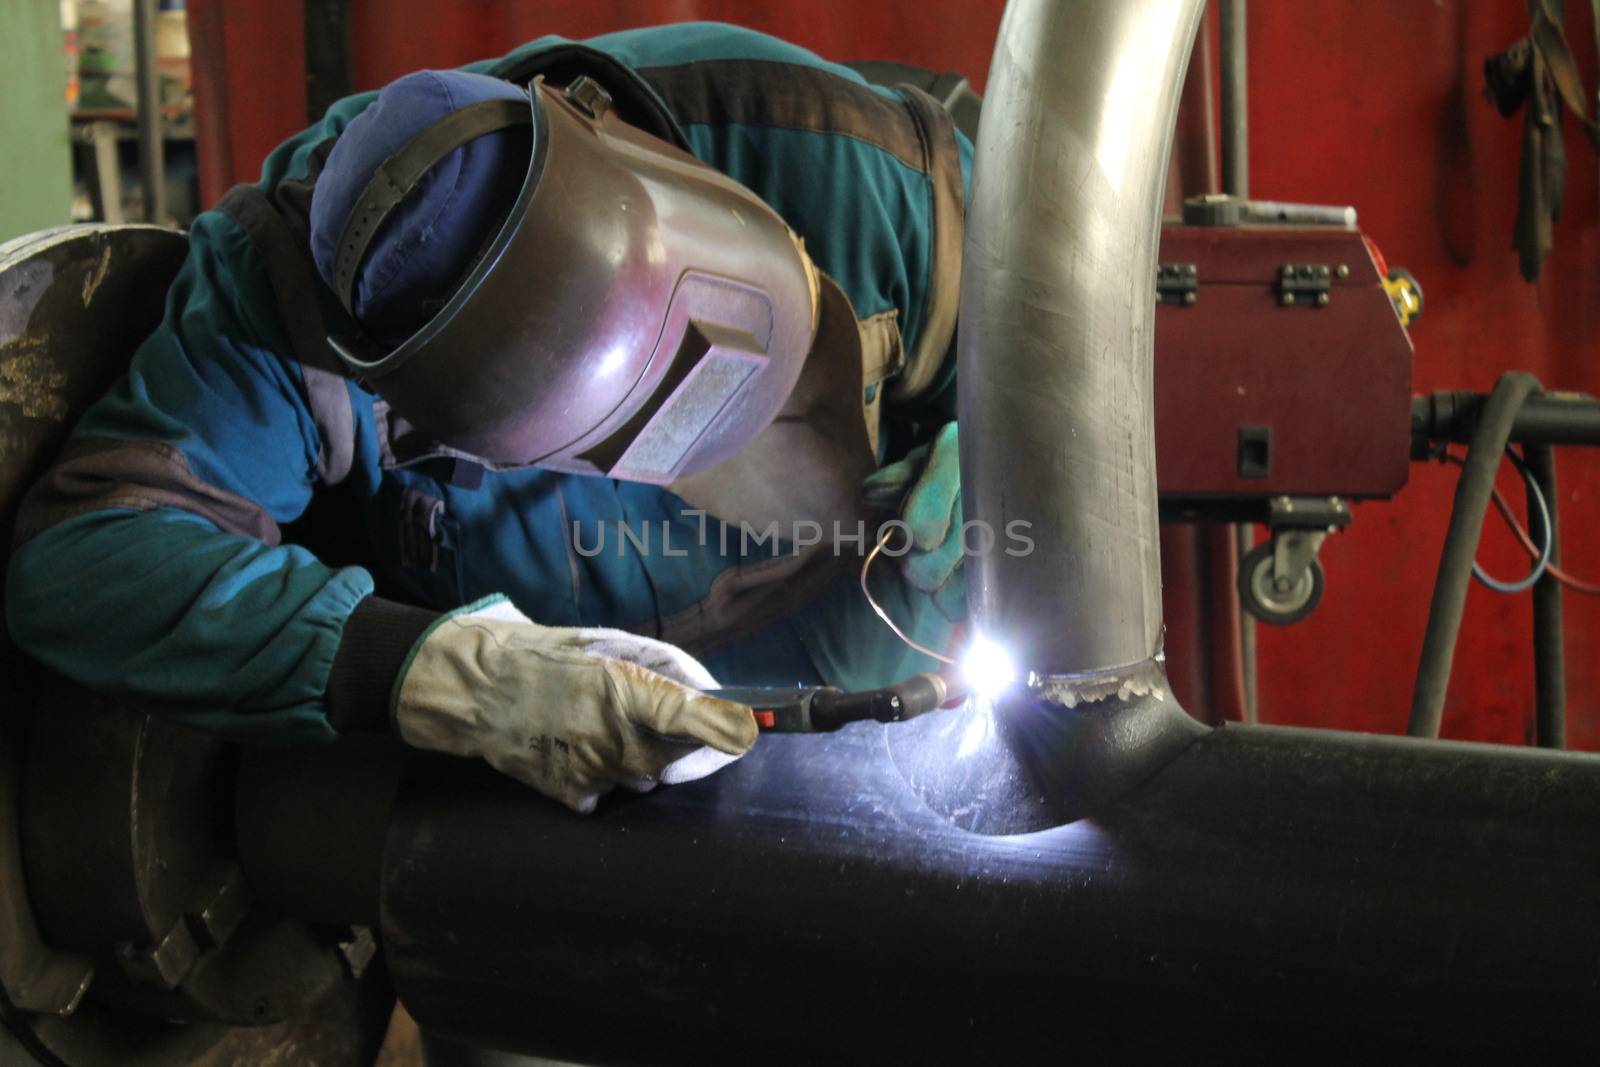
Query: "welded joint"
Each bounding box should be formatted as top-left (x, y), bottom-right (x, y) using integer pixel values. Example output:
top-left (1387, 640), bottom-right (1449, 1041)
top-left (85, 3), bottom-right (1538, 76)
top-left (1030, 656), bottom-right (1169, 710)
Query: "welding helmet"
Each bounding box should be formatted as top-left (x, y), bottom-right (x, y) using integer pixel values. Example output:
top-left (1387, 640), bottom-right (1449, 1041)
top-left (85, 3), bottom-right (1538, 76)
top-left (311, 70), bottom-right (819, 484)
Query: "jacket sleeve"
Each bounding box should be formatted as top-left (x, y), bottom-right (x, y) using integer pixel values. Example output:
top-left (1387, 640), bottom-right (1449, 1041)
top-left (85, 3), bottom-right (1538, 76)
top-left (4, 210), bottom-right (428, 743)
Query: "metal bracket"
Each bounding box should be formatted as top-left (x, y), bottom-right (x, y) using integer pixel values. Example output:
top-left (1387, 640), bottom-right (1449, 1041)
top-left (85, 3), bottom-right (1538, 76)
top-left (1156, 262), bottom-right (1198, 305)
top-left (185, 863), bottom-right (253, 952)
top-left (1245, 495), bottom-right (1351, 617)
top-left (118, 922), bottom-right (200, 992)
top-left (1278, 263), bottom-right (1332, 306)
top-left (1270, 529), bottom-right (1327, 593)
top-left (1267, 494), bottom-right (1352, 531)
top-left (119, 863), bottom-right (255, 993)
top-left (1182, 194), bottom-right (1358, 228)
top-left (564, 76), bottom-right (613, 119)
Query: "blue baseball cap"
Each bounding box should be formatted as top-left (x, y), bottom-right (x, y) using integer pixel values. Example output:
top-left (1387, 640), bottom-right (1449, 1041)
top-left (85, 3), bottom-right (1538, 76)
top-left (310, 70), bottom-right (531, 343)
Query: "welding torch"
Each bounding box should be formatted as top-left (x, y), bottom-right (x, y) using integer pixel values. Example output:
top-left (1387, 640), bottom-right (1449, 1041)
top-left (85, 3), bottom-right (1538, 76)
top-left (707, 672), bottom-right (964, 733)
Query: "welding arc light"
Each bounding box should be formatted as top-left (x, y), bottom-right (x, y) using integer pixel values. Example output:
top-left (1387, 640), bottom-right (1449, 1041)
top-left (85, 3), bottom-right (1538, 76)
top-left (961, 634), bottom-right (1018, 700)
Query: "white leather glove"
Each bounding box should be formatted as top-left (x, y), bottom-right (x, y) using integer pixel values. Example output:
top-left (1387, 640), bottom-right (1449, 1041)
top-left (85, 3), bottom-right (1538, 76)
top-left (393, 597), bottom-right (757, 813)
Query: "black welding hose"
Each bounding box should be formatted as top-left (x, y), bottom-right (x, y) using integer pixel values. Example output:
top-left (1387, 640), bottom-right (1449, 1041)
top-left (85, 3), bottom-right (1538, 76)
top-left (1409, 372), bottom-right (1542, 738)
top-left (1524, 443), bottom-right (1567, 748)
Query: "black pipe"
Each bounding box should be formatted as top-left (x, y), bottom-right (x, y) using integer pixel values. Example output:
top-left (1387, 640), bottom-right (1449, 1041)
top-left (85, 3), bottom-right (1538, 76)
top-left (303, 0), bottom-right (353, 123)
top-left (236, 737), bottom-right (408, 928)
top-left (1412, 389), bottom-right (1600, 452)
top-left (1409, 372), bottom-right (1540, 738)
top-left (374, 719), bottom-right (1600, 1063)
top-left (1525, 444), bottom-right (1566, 748)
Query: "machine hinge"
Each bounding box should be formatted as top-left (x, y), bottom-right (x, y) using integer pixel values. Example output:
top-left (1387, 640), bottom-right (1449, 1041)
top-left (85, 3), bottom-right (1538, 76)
top-left (1278, 263), bottom-right (1332, 306)
top-left (1156, 262), bottom-right (1198, 305)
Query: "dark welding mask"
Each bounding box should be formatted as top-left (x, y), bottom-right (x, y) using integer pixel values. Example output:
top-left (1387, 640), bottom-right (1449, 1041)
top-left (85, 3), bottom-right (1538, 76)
top-left (326, 77), bottom-right (819, 484)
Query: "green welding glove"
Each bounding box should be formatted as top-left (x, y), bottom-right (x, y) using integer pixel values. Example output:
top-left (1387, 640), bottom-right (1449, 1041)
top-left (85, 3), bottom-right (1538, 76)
top-left (861, 421), bottom-right (966, 620)
top-left (392, 596), bottom-right (758, 813)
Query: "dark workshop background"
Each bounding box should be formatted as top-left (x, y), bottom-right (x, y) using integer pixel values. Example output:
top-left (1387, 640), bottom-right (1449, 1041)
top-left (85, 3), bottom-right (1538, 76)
top-left (184, 0), bottom-right (1600, 749)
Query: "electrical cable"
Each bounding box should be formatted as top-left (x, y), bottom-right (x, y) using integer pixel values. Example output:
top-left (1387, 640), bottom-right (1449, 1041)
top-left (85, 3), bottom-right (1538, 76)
top-left (1440, 451), bottom-right (1600, 595)
top-left (1409, 371), bottom-right (1541, 739)
top-left (1433, 441), bottom-right (1568, 751)
top-left (1439, 444), bottom-right (1570, 748)
top-left (1463, 449), bottom-right (1552, 593)
top-left (860, 527), bottom-right (958, 667)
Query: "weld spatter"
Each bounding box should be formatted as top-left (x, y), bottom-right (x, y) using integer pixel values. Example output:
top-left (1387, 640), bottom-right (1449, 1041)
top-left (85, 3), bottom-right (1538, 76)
top-left (1030, 656), bottom-right (1169, 709)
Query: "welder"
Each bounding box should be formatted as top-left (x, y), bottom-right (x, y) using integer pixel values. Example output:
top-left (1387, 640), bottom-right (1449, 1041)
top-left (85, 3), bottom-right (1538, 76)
top-left (4, 23), bottom-right (970, 815)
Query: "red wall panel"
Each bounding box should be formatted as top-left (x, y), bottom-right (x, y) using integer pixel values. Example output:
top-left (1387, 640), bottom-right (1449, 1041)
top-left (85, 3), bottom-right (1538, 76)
top-left (188, 1), bottom-right (309, 204)
top-left (1246, 2), bottom-right (1600, 748)
top-left (187, 0), bottom-right (1600, 748)
top-left (347, 1), bottom-right (1006, 93)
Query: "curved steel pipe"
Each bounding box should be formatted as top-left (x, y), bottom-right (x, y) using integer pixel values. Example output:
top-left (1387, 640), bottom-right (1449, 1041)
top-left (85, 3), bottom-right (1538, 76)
top-left (958, 0), bottom-right (1203, 681)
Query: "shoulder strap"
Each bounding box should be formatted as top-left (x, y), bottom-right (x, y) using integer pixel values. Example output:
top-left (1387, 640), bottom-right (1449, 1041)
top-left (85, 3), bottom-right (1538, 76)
top-left (890, 84), bottom-right (965, 404)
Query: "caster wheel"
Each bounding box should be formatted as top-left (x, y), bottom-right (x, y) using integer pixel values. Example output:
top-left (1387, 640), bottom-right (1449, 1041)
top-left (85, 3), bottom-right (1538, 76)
top-left (1239, 542), bottom-right (1324, 625)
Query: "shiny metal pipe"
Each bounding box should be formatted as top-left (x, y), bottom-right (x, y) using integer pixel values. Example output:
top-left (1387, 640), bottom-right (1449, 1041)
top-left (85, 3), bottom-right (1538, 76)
top-left (1220, 0), bottom-right (1249, 198)
top-left (132, 0), bottom-right (166, 225)
top-left (957, 0), bottom-right (1204, 683)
